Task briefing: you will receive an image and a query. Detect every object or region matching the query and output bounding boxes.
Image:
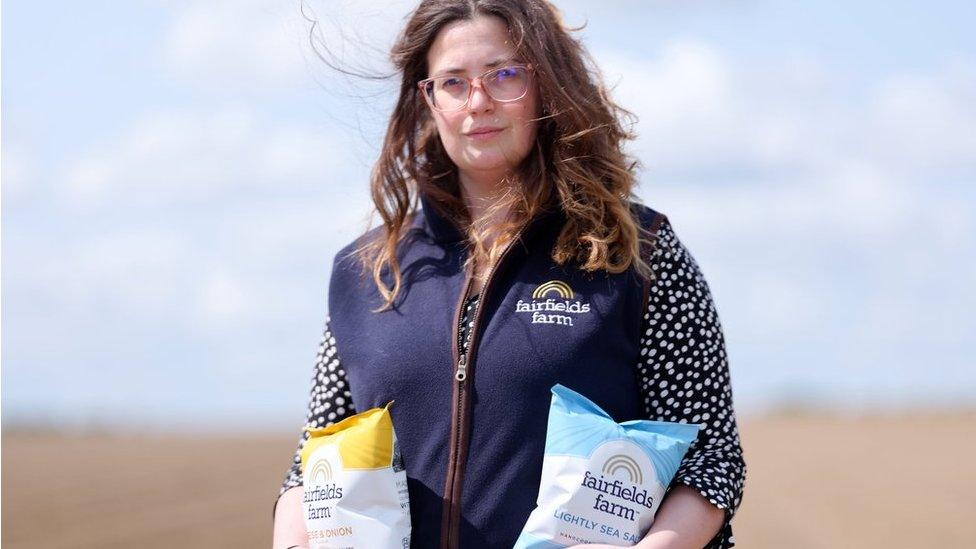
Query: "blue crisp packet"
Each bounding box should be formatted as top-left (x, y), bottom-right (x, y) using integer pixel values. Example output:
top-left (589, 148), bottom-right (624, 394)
top-left (514, 383), bottom-right (701, 548)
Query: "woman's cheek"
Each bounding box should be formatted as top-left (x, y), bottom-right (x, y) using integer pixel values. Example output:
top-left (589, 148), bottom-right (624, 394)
top-left (438, 118), bottom-right (463, 159)
top-left (512, 120), bottom-right (537, 161)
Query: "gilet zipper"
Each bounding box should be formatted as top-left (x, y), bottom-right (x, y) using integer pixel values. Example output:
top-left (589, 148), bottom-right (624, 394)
top-left (440, 221), bottom-right (531, 549)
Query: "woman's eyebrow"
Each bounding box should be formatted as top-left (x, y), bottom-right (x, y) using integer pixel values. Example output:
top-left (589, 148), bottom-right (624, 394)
top-left (436, 57), bottom-right (519, 75)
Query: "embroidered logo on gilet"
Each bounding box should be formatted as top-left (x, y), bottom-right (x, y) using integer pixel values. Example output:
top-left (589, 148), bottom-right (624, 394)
top-left (514, 280), bottom-right (591, 326)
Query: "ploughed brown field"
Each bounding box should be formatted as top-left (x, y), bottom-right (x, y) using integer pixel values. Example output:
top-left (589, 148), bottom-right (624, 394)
top-left (3, 411), bottom-right (974, 548)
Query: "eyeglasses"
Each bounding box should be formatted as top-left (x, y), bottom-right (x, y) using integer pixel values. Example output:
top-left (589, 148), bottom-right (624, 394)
top-left (417, 64), bottom-right (534, 112)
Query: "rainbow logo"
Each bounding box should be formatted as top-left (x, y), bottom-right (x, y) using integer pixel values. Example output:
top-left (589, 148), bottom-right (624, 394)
top-left (516, 279), bottom-right (589, 325)
top-left (602, 454), bottom-right (643, 485)
top-left (532, 280), bottom-right (574, 299)
top-left (308, 458), bottom-right (334, 484)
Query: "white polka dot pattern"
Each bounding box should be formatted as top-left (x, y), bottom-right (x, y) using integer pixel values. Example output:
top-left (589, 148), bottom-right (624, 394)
top-left (458, 293), bottom-right (479, 355)
top-left (276, 319), bottom-right (357, 505)
top-left (636, 217), bottom-right (746, 548)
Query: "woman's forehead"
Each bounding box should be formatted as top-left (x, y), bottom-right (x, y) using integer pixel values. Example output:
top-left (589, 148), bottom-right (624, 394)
top-left (427, 16), bottom-right (518, 75)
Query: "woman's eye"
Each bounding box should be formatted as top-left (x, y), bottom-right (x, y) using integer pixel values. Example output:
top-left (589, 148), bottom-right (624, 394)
top-left (496, 68), bottom-right (517, 79)
top-left (442, 77), bottom-right (463, 89)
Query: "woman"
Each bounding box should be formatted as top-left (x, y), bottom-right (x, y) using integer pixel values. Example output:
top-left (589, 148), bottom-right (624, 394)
top-left (273, 1), bottom-right (745, 548)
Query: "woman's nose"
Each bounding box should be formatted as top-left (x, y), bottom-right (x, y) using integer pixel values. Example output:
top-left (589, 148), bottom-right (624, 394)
top-left (467, 78), bottom-right (494, 112)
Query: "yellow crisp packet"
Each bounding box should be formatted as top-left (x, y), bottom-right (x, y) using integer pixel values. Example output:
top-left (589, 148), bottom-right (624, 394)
top-left (300, 401), bottom-right (410, 549)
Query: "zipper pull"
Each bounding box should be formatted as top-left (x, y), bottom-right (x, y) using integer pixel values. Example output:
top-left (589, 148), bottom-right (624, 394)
top-left (455, 353), bottom-right (468, 382)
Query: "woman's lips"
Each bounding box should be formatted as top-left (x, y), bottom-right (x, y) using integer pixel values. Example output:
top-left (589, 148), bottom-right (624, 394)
top-left (466, 128), bottom-right (504, 140)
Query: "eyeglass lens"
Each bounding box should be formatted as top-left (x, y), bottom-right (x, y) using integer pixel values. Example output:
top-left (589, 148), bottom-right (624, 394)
top-left (425, 66), bottom-right (530, 110)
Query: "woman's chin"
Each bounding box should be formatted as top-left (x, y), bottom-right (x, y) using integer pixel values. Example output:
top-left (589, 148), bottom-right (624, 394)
top-left (458, 151), bottom-right (521, 174)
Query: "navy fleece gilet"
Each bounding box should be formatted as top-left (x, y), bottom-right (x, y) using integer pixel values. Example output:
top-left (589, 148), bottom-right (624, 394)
top-left (327, 193), bottom-right (661, 548)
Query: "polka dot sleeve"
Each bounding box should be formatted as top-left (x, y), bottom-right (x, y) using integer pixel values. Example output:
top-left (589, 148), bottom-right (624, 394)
top-left (635, 217), bottom-right (747, 549)
top-left (273, 316), bottom-right (357, 517)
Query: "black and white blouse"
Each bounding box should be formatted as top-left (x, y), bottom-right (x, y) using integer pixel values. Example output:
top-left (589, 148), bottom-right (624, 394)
top-left (277, 219), bottom-right (746, 548)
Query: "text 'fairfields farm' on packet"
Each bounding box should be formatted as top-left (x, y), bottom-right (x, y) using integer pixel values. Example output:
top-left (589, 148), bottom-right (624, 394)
top-left (300, 401), bottom-right (410, 549)
top-left (514, 384), bottom-right (701, 548)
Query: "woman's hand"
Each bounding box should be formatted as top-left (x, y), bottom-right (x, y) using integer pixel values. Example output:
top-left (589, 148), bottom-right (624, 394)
top-left (567, 542), bottom-right (672, 549)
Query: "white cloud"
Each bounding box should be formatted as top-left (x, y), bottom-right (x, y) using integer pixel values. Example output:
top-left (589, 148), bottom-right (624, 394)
top-left (2, 143), bottom-right (41, 203)
top-left (159, 0), bottom-right (417, 93)
top-left (605, 40), bottom-right (976, 382)
top-left (604, 42), bottom-right (976, 185)
top-left (6, 194), bottom-right (374, 346)
top-left (160, 0), bottom-right (307, 91)
top-left (197, 269), bottom-right (254, 321)
top-left (868, 56), bottom-right (976, 173)
top-left (741, 271), bottom-right (825, 337)
top-left (599, 41), bottom-right (745, 175)
top-left (60, 105), bottom-right (354, 208)
top-left (16, 227), bottom-right (196, 320)
top-left (186, 197), bottom-right (374, 333)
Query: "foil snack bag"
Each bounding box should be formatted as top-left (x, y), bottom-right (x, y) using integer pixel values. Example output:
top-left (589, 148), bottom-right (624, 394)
top-left (300, 401), bottom-right (410, 549)
top-left (514, 384), bottom-right (700, 548)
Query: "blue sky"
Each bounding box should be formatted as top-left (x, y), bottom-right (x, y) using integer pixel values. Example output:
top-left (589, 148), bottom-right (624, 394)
top-left (3, 0), bottom-right (974, 433)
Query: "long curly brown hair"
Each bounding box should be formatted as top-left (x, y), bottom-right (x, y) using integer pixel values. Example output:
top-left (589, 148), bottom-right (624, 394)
top-left (348, 0), bottom-right (654, 311)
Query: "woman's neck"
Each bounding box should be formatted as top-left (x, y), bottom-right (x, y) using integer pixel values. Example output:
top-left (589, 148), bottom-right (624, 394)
top-left (458, 170), bottom-right (513, 239)
top-left (458, 171), bottom-right (513, 297)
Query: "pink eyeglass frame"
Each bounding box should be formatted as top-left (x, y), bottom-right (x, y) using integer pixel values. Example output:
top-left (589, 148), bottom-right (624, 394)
top-left (417, 63), bottom-right (535, 112)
